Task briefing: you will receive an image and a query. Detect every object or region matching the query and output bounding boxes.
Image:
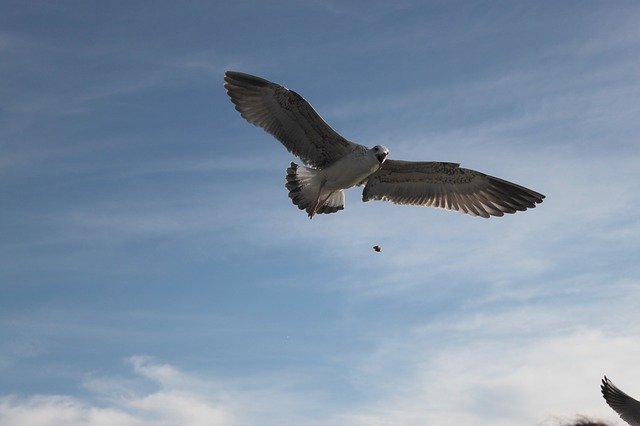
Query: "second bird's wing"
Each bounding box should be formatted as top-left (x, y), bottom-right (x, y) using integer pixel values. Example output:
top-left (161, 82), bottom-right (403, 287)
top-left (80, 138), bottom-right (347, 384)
top-left (602, 376), bottom-right (640, 426)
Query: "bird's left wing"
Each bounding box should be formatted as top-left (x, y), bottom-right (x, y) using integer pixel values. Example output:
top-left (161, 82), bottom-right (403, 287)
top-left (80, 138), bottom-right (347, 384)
top-left (362, 159), bottom-right (544, 218)
top-left (602, 376), bottom-right (640, 426)
top-left (224, 71), bottom-right (367, 168)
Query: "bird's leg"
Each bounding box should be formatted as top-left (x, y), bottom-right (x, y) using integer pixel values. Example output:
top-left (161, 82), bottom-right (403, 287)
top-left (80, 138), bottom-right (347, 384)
top-left (308, 178), bottom-right (328, 219)
top-left (312, 191), bottom-right (335, 216)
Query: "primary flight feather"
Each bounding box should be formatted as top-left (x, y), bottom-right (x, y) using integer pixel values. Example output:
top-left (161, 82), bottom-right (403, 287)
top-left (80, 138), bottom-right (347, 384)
top-left (224, 71), bottom-right (544, 218)
top-left (601, 376), bottom-right (640, 426)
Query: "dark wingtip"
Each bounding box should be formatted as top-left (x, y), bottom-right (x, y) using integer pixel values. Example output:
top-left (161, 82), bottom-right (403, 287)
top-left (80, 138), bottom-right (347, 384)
top-left (223, 71), bottom-right (272, 87)
top-left (601, 376), bottom-right (608, 395)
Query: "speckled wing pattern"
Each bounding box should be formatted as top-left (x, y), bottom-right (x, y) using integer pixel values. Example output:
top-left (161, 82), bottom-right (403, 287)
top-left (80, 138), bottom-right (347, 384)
top-left (224, 71), bottom-right (367, 168)
top-left (362, 159), bottom-right (545, 218)
top-left (602, 376), bottom-right (640, 426)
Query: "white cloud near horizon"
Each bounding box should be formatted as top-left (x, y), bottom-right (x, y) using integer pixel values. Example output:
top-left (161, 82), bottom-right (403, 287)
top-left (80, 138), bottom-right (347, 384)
top-left (333, 330), bottom-right (636, 426)
top-left (2, 314), bottom-right (637, 426)
top-left (0, 356), bottom-right (233, 426)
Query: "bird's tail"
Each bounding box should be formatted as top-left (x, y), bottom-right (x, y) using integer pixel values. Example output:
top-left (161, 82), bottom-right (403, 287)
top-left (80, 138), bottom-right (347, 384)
top-left (285, 162), bottom-right (344, 218)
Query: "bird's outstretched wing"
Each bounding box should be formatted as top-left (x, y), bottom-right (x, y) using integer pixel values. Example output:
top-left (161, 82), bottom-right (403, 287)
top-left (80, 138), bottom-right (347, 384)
top-left (601, 376), bottom-right (640, 426)
top-left (362, 159), bottom-right (544, 218)
top-left (224, 71), bottom-right (367, 168)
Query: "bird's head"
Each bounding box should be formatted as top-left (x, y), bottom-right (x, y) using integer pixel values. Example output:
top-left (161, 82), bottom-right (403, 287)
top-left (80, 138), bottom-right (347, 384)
top-left (372, 145), bottom-right (389, 164)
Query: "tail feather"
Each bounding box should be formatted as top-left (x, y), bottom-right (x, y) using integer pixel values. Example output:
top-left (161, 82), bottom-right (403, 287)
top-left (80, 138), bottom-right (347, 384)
top-left (285, 162), bottom-right (344, 218)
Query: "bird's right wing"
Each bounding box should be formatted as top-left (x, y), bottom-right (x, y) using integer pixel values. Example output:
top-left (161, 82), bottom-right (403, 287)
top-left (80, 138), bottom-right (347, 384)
top-left (602, 376), bottom-right (640, 426)
top-left (362, 159), bottom-right (544, 218)
top-left (224, 71), bottom-right (367, 168)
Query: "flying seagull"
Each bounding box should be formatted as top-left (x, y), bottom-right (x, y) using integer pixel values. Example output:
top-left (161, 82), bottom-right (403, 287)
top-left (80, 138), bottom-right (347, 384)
top-left (601, 376), bottom-right (640, 425)
top-left (224, 71), bottom-right (544, 219)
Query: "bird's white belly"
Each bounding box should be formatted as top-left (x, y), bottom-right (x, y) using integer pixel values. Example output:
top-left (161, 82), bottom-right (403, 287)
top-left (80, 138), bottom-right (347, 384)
top-left (321, 154), bottom-right (380, 191)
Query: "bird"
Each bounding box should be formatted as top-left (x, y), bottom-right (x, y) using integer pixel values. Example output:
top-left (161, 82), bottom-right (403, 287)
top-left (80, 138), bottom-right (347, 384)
top-left (601, 375), bottom-right (640, 425)
top-left (373, 245), bottom-right (382, 252)
top-left (224, 71), bottom-right (545, 219)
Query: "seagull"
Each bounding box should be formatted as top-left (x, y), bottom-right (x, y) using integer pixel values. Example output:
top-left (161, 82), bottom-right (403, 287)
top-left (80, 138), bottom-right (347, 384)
top-left (224, 71), bottom-right (545, 219)
top-left (601, 376), bottom-right (640, 426)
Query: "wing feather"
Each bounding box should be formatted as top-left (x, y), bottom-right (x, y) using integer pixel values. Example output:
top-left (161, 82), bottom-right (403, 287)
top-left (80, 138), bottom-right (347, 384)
top-left (362, 159), bottom-right (544, 218)
top-left (224, 71), bottom-right (366, 168)
top-left (602, 376), bottom-right (640, 426)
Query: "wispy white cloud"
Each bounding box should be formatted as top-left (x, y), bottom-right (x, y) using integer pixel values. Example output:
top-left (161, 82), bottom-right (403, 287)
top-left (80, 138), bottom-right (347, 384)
top-left (3, 311), bottom-right (637, 425)
top-left (0, 395), bottom-right (142, 426)
top-left (0, 355), bottom-right (345, 426)
top-left (0, 357), bottom-right (232, 426)
top-left (329, 321), bottom-right (639, 425)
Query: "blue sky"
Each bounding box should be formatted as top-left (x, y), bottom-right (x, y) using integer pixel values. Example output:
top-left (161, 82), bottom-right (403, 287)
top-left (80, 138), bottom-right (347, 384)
top-left (1, 1), bottom-right (640, 424)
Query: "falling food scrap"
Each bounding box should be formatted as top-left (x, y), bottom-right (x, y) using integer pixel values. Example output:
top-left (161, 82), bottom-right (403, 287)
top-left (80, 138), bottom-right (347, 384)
top-left (373, 245), bottom-right (381, 252)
